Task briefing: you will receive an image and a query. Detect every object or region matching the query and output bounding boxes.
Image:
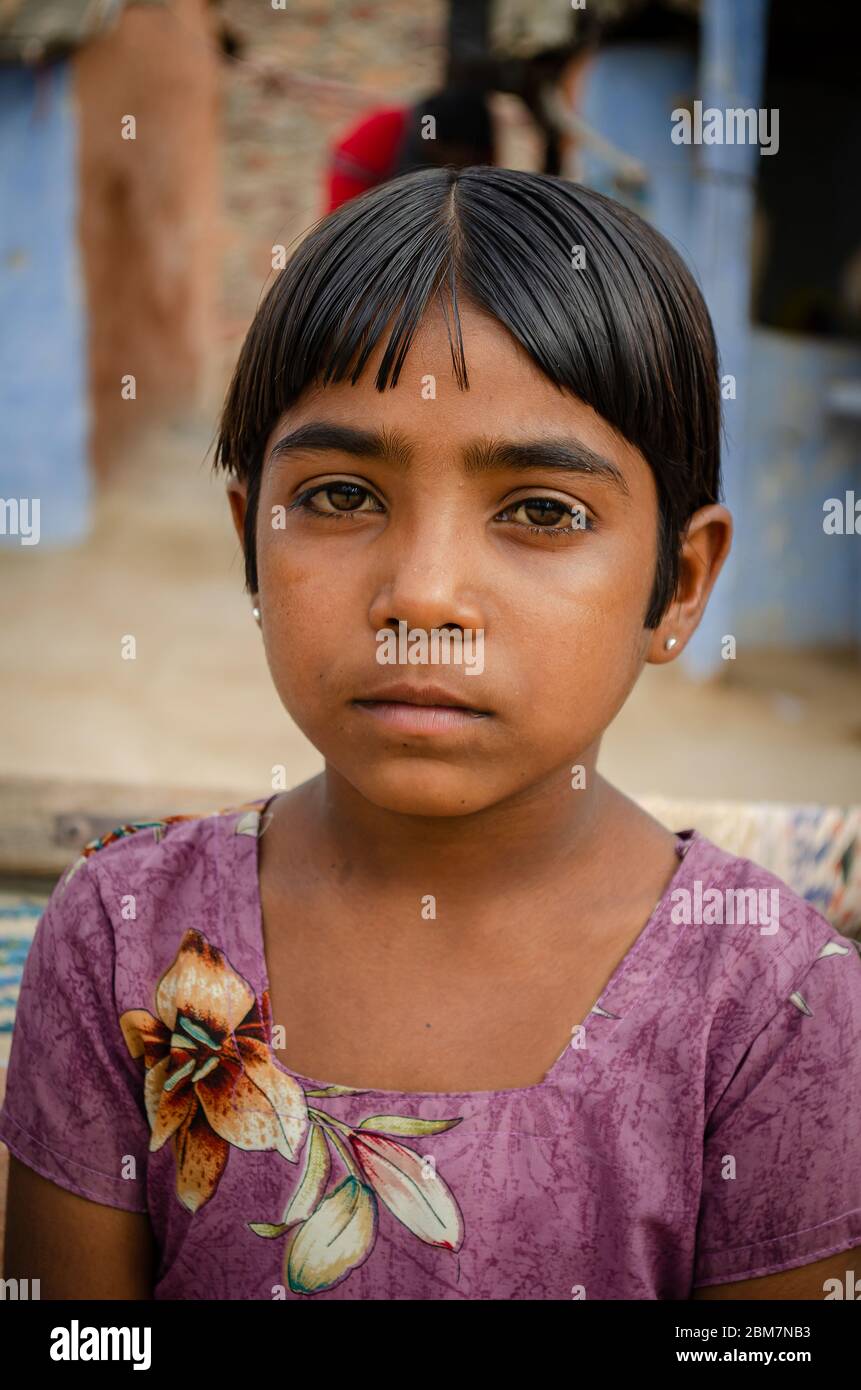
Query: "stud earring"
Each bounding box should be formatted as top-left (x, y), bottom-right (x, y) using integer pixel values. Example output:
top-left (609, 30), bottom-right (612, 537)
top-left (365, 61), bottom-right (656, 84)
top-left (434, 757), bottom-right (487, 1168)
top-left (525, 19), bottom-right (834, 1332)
top-left (251, 605), bottom-right (261, 627)
top-left (664, 635), bottom-right (678, 651)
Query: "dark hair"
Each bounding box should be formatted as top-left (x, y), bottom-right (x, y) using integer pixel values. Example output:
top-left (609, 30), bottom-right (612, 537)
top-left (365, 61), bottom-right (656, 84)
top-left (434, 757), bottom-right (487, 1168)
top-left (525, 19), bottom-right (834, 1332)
top-left (391, 87), bottom-right (494, 175)
top-left (213, 165), bottom-right (722, 627)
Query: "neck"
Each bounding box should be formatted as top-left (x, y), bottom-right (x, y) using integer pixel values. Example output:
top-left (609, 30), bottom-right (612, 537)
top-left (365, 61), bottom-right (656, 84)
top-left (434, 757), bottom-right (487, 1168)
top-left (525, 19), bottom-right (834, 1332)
top-left (289, 752), bottom-right (619, 909)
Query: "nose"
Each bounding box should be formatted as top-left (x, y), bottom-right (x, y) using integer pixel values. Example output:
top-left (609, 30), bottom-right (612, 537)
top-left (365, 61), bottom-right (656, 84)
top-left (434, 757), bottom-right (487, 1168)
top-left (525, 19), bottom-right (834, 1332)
top-left (367, 516), bottom-right (485, 637)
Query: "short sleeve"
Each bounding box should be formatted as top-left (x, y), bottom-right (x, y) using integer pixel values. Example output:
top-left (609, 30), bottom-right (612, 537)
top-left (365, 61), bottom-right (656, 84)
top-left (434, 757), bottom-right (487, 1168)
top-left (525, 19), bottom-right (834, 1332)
top-left (693, 937), bottom-right (861, 1288)
top-left (0, 856), bottom-right (150, 1211)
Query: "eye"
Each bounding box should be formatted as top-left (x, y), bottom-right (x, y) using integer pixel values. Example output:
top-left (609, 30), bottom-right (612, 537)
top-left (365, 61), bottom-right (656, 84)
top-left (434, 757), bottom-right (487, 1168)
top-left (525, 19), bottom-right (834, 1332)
top-left (293, 481), bottom-right (384, 517)
top-left (496, 496), bottom-right (594, 535)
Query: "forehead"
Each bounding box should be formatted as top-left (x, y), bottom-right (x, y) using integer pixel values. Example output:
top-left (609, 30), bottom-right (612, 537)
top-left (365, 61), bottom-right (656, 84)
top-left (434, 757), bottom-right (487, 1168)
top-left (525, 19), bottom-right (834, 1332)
top-left (262, 299), bottom-right (651, 488)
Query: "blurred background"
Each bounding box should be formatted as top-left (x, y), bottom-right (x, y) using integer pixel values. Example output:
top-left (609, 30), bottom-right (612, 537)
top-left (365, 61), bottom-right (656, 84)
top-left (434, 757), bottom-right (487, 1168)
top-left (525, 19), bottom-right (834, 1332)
top-left (0, 0), bottom-right (859, 824)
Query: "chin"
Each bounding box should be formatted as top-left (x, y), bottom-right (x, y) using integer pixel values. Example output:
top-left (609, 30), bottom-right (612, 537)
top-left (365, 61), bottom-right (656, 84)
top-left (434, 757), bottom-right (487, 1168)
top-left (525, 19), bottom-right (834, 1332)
top-left (340, 761), bottom-right (502, 819)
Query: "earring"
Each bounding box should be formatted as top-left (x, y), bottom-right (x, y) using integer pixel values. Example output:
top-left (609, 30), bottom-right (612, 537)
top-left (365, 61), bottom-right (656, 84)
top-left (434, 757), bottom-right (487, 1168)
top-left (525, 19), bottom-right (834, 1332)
top-left (251, 605), bottom-right (261, 627)
top-left (664, 635), bottom-right (678, 650)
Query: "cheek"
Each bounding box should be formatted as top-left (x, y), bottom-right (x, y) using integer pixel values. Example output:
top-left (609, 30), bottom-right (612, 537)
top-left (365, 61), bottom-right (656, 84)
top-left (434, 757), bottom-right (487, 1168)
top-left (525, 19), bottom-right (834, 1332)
top-left (258, 515), bottom-right (356, 627)
top-left (515, 535), bottom-right (651, 715)
top-left (575, 512), bottom-right (656, 638)
top-left (256, 540), bottom-right (348, 700)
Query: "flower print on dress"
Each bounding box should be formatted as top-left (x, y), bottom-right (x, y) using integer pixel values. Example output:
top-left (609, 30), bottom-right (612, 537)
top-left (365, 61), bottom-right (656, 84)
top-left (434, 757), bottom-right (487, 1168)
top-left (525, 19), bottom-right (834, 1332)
top-left (250, 1096), bottom-right (466, 1295)
top-left (120, 928), bottom-right (309, 1212)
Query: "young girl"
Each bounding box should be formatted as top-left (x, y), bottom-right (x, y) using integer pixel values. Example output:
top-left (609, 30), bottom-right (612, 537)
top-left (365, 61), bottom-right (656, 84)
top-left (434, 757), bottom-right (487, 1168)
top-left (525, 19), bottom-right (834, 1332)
top-left (2, 166), bottom-right (859, 1301)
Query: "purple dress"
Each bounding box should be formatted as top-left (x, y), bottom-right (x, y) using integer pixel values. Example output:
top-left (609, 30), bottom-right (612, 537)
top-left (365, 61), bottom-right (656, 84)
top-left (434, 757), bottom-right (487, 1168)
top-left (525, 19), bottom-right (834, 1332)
top-left (1, 798), bottom-right (859, 1300)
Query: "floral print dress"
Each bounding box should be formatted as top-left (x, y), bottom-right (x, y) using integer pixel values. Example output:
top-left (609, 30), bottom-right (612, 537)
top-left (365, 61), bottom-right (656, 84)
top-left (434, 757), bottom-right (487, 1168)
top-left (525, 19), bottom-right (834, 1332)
top-left (1, 799), bottom-right (859, 1299)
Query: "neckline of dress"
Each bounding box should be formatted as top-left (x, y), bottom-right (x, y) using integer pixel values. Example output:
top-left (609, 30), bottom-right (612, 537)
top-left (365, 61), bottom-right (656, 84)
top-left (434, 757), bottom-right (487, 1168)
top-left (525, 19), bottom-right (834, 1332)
top-left (232, 795), bottom-right (703, 1102)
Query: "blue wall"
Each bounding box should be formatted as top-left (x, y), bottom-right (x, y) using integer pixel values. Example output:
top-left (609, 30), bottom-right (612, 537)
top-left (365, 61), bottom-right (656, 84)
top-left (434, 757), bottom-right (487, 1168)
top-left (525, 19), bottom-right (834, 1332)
top-left (576, 13), bottom-right (861, 665)
top-left (741, 328), bottom-right (860, 645)
top-left (0, 60), bottom-right (90, 546)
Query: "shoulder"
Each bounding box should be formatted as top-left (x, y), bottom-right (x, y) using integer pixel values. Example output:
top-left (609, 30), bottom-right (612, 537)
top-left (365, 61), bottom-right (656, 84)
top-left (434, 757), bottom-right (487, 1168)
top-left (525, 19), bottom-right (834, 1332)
top-left (52, 798), bottom-right (269, 946)
top-left (63, 797), bottom-right (267, 878)
top-left (673, 827), bottom-right (859, 981)
top-left (669, 830), bottom-right (861, 1096)
top-left (682, 834), bottom-right (861, 1286)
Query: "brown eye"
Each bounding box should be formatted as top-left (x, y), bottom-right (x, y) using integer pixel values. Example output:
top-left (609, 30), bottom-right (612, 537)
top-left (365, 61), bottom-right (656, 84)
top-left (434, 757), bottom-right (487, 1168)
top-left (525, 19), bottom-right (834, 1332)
top-left (494, 495), bottom-right (594, 536)
top-left (516, 498), bottom-right (569, 528)
top-left (324, 484), bottom-right (367, 511)
top-left (514, 494), bottom-right (581, 525)
top-left (300, 482), bottom-right (383, 515)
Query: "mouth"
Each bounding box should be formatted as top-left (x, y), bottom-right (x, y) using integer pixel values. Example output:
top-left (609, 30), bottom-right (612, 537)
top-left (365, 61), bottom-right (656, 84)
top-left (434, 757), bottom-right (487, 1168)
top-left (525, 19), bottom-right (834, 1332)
top-left (351, 681), bottom-right (492, 734)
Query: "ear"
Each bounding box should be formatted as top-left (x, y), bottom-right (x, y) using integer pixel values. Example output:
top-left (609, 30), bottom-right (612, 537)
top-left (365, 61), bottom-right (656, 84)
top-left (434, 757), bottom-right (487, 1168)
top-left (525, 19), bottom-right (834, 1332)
top-left (646, 503), bottom-right (733, 663)
top-left (226, 479), bottom-right (248, 555)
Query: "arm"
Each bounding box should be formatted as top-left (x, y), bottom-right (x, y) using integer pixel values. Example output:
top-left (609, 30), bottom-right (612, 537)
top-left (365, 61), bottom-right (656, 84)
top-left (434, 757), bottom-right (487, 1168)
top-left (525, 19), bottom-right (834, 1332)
top-left (692, 1245), bottom-right (861, 1300)
top-left (0, 858), bottom-right (155, 1297)
top-left (4, 1155), bottom-right (157, 1300)
top-left (692, 924), bottom-right (861, 1297)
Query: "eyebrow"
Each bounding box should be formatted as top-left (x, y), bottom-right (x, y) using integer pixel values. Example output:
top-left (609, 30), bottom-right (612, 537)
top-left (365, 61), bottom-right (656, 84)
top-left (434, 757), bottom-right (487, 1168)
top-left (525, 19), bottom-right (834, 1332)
top-left (267, 422), bottom-right (630, 497)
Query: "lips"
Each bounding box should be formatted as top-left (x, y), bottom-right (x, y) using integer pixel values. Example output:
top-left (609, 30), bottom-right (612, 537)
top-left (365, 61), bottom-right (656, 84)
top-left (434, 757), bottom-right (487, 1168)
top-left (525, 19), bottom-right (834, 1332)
top-left (351, 681), bottom-right (492, 735)
top-left (352, 680), bottom-right (490, 714)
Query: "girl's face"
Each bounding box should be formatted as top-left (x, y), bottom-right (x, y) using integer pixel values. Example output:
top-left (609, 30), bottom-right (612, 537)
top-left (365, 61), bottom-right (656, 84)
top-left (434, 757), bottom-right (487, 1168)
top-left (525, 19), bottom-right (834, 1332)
top-left (229, 301), bottom-right (730, 817)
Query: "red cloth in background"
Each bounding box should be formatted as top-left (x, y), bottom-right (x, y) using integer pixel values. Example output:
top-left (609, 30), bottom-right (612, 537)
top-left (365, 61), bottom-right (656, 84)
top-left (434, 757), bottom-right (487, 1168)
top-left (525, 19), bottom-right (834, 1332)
top-left (325, 106), bottom-right (408, 212)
